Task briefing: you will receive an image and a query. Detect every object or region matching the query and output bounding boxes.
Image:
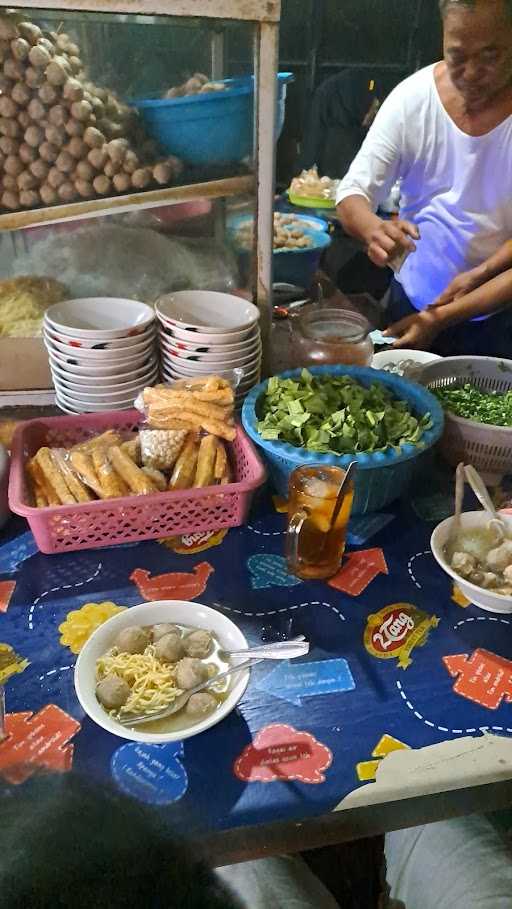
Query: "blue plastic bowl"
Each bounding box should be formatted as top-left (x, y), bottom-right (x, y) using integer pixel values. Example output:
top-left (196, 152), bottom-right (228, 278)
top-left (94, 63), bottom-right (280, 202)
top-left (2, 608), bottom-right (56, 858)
top-left (241, 365), bottom-right (445, 515)
top-left (228, 223), bottom-right (331, 288)
top-left (132, 73), bottom-right (293, 166)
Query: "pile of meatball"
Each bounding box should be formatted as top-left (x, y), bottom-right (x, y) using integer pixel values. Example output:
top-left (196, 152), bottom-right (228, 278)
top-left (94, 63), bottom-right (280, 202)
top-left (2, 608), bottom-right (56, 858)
top-left (96, 622), bottom-right (218, 721)
top-left (0, 14), bottom-right (182, 212)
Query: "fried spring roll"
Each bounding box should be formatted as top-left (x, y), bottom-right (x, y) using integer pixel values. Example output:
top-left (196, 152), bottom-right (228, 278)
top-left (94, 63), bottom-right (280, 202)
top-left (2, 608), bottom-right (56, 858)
top-left (92, 448), bottom-right (130, 499)
top-left (194, 435), bottom-right (217, 488)
top-left (169, 434), bottom-right (200, 490)
top-left (35, 447), bottom-right (76, 504)
top-left (69, 450), bottom-right (104, 499)
top-left (213, 438), bottom-right (228, 481)
top-left (108, 446), bottom-right (157, 495)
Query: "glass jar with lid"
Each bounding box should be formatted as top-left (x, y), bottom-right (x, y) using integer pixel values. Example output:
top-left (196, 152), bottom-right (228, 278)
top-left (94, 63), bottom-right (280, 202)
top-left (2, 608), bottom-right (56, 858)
top-left (292, 308), bottom-right (374, 368)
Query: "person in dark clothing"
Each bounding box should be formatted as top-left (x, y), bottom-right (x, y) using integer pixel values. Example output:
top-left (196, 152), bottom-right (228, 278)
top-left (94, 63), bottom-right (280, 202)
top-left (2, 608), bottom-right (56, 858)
top-left (300, 69), bottom-right (381, 179)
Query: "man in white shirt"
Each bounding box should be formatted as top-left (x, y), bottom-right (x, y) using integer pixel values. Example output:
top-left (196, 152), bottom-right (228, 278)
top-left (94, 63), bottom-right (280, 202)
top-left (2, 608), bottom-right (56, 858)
top-left (336, 0), bottom-right (512, 356)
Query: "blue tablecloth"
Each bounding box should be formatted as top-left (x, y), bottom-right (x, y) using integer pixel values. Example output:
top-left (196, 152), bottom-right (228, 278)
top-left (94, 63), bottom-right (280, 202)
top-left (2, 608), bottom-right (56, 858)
top-left (1, 471), bottom-right (511, 832)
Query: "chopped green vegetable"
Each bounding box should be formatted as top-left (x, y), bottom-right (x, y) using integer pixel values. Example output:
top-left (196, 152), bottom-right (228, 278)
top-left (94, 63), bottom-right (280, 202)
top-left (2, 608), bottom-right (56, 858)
top-left (433, 383), bottom-right (512, 427)
top-left (257, 370), bottom-right (432, 455)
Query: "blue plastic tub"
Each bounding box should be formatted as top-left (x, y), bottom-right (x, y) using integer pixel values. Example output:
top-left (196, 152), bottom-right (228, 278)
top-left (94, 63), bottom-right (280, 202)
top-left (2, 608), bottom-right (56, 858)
top-left (132, 73), bottom-right (293, 166)
top-left (241, 365), bottom-right (444, 515)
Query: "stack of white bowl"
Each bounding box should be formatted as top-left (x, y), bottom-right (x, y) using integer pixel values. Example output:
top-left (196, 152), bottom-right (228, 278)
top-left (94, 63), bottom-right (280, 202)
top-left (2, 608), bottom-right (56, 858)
top-left (43, 297), bottom-right (158, 413)
top-left (156, 291), bottom-right (262, 406)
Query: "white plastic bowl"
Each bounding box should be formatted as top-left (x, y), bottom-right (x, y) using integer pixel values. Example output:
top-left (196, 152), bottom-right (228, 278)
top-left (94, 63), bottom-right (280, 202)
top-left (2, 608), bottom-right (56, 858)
top-left (45, 297), bottom-right (155, 338)
top-left (162, 345), bottom-right (261, 368)
top-left (431, 510), bottom-right (512, 614)
top-left (156, 290), bottom-right (259, 334)
top-left (75, 600), bottom-right (250, 743)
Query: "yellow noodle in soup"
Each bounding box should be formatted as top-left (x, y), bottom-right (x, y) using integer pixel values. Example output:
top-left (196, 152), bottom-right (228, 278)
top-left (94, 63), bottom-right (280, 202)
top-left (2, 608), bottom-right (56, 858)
top-left (96, 645), bottom-right (181, 716)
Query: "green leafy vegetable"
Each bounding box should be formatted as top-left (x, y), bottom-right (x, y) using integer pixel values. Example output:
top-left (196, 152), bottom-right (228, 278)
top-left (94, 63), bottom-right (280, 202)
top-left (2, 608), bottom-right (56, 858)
top-left (433, 383), bottom-right (512, 427)
top-left (257, 370), bottom-right (432, 455)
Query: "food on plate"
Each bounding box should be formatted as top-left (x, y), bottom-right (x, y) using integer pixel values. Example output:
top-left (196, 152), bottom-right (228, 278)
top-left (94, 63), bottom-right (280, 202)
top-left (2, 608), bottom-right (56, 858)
top-left (154, 632), bottom-right (184, 663)
top-left (176, 656), bottom-right (209, 690)
top-left (95, 622), bottom-right (228, 731)
top-left (433, 383), bottom-right (512, 427)
top-left (377, 359), bottom-right (424, 380)
top-left (289, 165), bottom-right (338, 201)
top-left (185, 691), bottom-right (217, 718)
top-left (152, 623), bottom-right (180, 642)
top-left (0, 14), bottom-right (183, 212)
top-left (257, 369), bottom-right (432, 456)
top-left (0, 275), bottom-right (68, 337)
top-left (163, 73), bottom-right (228, 98)
top-left (183, 629), bottom-right (213, 659)
top-left (448, 524), bottom-right (512, 596)
top-left (234, 212), bottom-right (314, 252)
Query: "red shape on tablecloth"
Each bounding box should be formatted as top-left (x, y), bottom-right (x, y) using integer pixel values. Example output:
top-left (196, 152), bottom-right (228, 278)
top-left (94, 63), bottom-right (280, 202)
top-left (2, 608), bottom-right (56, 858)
top-left (328, 548), bottom-right (388, 597)
top-left (443, 649), bottom-right (512, 710)
top-left (0, 704), bottom-right (81, 784)
top-left (0, 580), bottom-right (15, 613)
top-left (130, 562), bottom-right (214, 601)
top-left (234, 723), bottom-right (332, 784)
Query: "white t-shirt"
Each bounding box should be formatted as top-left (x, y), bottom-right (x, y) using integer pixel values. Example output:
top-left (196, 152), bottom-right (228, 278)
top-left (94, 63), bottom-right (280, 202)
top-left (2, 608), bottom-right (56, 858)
top-left (336, 63), bottom-right (512, 311)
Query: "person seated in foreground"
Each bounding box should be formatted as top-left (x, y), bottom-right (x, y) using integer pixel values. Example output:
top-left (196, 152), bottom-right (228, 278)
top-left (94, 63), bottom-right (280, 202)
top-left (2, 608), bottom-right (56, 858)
top-left (2, 773), bottom-right (512, 908)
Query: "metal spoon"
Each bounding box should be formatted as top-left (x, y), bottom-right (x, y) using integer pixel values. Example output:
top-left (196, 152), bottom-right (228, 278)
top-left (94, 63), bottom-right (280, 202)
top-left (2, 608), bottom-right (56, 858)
top-left (221, 638), bottom-right (309, 661)
top-left (119, 655), bottom-right (261, 727)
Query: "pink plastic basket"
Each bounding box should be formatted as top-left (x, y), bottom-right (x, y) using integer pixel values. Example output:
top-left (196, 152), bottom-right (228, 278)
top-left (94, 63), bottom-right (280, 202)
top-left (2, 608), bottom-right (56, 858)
top-left (8, 409), bottom-right (267, 555)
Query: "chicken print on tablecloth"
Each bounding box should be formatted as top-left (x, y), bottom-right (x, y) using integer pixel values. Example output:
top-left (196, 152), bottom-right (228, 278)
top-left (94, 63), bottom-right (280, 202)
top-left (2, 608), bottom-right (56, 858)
top-left (130, 562), bottom-right (214, 601)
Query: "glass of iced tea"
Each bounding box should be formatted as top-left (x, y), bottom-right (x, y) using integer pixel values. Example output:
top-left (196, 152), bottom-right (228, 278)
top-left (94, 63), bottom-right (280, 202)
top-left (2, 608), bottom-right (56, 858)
top-left (286, 465), bottom-right (354, 580)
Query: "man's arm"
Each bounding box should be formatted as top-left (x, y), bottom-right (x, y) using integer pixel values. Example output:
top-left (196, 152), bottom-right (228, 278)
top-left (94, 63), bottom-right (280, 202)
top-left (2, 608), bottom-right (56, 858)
top-left (433, 240), bottom-right (512, 306)
top-left (386, 267), bottom-right (512, 349)
top-left (336, 85), bottom-right (419, 267)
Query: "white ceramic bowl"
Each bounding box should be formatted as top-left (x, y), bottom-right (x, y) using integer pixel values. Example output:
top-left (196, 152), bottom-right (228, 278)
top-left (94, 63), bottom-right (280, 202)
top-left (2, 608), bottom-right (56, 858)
top-left (158, 325), bottom-right (261, 353)
top-left (156, 290), bottom-right (259, 334)
top-left (372, 349), bottom-right (442, 371)
top-left (157, 317), bottom-right (256, 345)
top-left (45, 323), bottom-right (156, 351)
top-left (74, 599), bottom-right (250, 743)
top-left (45, 297), bottom-right (155, 338)
top-left (49, 349), bottom-right (155, 373)
top-left (162, 361), bottom-right (261, 383)
top-left (162, 353), bottom-right (261, 374)
top-left (56, 390), bottom-right (136, 412)
top-left (431, 510), bottom-right (512, 613)
top-left (160, 334), bottom-right (261, 361)
top-left (52, 371), bottom-right (158, 398)
top-left (163, 346), bottom-right (261, 367)
top-left (50, 359), bottom-right (158, 386)
top-left (45, 332), bottom-right (156, 361)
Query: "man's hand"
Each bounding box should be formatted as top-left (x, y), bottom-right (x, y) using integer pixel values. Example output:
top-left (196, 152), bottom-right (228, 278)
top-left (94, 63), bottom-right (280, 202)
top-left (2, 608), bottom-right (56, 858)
top-left (384, 309), bottom-right (441, 350)
top-left (430, 267), bottom-right (485, 307)
top-left (366, 219), bottom-right (419, 268)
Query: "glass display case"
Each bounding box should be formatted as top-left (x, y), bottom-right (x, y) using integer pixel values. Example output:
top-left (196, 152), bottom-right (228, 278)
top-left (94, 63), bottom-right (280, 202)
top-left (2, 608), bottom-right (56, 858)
top-left (0, 0), bottom-right (281, 345)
